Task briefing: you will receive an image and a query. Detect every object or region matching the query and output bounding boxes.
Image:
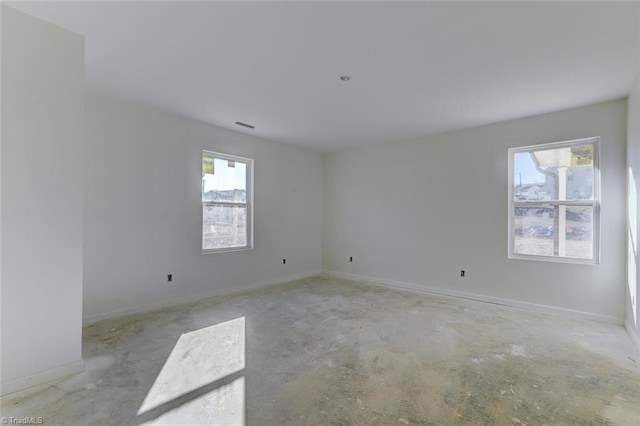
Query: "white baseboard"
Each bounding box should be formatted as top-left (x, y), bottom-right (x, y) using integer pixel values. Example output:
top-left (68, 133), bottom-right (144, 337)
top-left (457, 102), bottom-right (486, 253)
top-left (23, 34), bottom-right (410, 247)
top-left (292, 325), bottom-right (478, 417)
top-left (322, 270), bottom-right (623, 325)
top-left (625, 318), bottom-right (640, 353)
top-left (1, 360), bottom-right (85, 397)
top-left (83, 270), bottom-right (322, 325)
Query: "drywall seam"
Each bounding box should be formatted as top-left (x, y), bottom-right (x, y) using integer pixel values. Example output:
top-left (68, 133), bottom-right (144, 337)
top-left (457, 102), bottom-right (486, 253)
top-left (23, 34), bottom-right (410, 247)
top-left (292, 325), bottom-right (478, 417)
top-left (323, 270), bottom-right (623, 326)
top-left (1, 360), bottom-right (85, 397)
top-left (83, 270), bottom-right (322, 325)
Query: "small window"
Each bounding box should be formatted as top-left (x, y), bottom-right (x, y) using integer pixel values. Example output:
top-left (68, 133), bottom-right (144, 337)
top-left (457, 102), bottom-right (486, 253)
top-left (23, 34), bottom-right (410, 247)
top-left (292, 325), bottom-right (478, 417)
top-left (202, 151), bottom-right (253, 252)
top-left (508, 137), bottom-right (600, 264)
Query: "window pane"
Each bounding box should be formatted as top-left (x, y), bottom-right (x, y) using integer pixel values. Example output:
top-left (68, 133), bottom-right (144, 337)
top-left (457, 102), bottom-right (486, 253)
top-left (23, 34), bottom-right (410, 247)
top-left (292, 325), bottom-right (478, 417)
top-left (514, 152), bottom-right (550, 200)
top-left (514, 206), bottom-right (556, 257)
top-left (203, 205), bottom-right (247, 250)
top-left (203, 158), bottom-right (247, 203)
top-left (565, 206), bottom-right (593, 260)
top-left (513, 205), bottom-right (593, 260)
top-left (513, 144), bottom-right (594, 201)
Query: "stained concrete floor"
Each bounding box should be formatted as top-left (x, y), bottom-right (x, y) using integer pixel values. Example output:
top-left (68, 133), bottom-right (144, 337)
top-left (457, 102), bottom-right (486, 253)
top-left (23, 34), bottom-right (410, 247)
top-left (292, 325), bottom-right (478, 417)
top-left (2, 276), bottom-right (640, 425)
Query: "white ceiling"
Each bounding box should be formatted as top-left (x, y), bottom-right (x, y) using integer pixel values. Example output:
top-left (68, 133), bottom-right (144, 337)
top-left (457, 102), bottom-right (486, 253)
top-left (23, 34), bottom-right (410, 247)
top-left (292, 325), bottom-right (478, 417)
top-left (8, 1), bottom-right (640, 152)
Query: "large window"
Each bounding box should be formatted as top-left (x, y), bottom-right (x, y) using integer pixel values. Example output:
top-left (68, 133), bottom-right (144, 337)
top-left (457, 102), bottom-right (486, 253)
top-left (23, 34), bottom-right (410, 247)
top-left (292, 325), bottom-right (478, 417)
top-left (202, 151), bottom-right (253, 252)
top-left (508, 137), bottom-right (600, 264)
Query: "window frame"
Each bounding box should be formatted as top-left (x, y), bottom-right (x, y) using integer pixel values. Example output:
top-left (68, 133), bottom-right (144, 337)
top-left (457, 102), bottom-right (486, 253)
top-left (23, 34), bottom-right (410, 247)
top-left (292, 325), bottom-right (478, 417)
top-left (202, 150), bottom-right (254, 254)
top-left (508, 137), bottom-right (601, 265)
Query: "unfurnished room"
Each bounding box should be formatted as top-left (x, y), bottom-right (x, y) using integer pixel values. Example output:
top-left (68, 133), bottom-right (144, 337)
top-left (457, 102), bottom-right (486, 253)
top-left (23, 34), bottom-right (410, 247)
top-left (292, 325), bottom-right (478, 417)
top-left (1, 1), bottom-right (640, 425)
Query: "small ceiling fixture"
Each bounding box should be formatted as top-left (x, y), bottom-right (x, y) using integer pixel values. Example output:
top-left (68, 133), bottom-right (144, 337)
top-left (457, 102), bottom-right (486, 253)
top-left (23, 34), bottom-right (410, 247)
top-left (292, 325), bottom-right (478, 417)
top-left (234, 121), bottom-right (255, 130)
top-left (340, 75), bottom-right (352, 81)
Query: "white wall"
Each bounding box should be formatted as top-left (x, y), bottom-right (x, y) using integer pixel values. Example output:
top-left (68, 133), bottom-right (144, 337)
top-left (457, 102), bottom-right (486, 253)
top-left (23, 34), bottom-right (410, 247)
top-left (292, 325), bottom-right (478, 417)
top-left (627, 75), bottom-right (640, 349)
top-left (83, 93), bottom-right (323, 323)
top-left (323, 100), bottom-right (627, 323)
top-left (624, 3), bottom-right (640, 353)
top-left (1, 6), bottom-right (84, 394)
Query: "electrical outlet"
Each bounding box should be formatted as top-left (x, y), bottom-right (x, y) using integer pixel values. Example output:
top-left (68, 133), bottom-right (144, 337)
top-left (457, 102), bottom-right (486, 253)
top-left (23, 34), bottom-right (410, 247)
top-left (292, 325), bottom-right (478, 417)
top-left (167, 274), bottom-right (173, 283)
top-left (349, 256), bottom-right (353, 262)
top-left (460, 270), bottom-right (465, 277)
top-left (282, 259), bottom-right (286, 265)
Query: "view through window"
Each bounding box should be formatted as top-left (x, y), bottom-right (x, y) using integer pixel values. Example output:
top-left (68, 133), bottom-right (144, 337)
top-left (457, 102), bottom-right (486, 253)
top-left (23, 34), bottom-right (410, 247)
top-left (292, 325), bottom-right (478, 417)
top-left (508, 137), bottom-right (599, 263)
top-left (202, 151), bottom-right (253, 252)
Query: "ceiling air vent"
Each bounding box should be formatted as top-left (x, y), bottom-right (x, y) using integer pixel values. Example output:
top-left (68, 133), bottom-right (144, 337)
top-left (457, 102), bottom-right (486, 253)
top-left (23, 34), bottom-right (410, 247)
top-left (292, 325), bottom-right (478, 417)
top-left (234, 121), bottom-right (255, 130)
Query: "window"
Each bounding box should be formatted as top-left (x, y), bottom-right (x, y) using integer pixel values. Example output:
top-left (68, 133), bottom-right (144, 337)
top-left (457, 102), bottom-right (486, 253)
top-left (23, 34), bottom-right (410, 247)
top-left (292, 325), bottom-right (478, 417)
top-left (508, 137), bottom-right (600, 264)
top-left (202, 151), bottom-right (253, 252)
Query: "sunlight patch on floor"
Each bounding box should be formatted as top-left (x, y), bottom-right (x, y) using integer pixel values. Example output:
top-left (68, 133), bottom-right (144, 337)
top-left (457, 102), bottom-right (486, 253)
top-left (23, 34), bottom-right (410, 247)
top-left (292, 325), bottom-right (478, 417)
top-left (138, 317), bottom-right (245, 424)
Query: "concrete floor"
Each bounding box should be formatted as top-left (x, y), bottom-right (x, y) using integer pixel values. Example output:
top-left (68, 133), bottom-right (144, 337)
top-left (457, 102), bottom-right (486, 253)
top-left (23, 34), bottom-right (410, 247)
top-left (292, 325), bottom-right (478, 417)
top-left (2, 276), bottom-right (640, 425)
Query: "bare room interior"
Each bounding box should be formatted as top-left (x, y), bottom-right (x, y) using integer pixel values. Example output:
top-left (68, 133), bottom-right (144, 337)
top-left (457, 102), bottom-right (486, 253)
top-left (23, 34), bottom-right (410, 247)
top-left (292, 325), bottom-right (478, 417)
top-left (2, 1), bottom-right (640, 425)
